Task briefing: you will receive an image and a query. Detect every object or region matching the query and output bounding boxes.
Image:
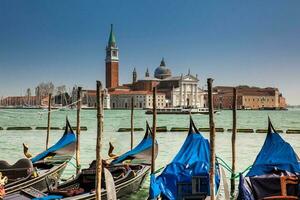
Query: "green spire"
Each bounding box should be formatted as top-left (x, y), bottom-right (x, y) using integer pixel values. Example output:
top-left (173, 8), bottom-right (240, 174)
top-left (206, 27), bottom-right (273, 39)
top-left (108, 24), bottom-right (116, 46)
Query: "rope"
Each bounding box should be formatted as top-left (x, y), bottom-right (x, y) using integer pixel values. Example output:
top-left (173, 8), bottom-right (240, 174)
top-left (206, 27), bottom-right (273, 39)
top-left (68, 156), bottom-right (82, 170)
top-left (217, 156), bottom-right (233, 173)
top-left (153, 166), bottom-right (165, 175)
top-left (37, 99), bottom-right (82, 115)
top-left (216, 156), bottom-right (252, 179)
top-left (232, 165), bottom-right (252, 179)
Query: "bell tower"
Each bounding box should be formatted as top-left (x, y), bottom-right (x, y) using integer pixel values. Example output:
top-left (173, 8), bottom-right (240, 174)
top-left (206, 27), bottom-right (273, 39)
top-left (105, 24), bottom-right (119, 89)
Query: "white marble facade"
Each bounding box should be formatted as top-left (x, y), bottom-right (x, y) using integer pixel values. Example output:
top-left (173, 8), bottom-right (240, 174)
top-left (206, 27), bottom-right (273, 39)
top-left (170, 75), bottom-right (205, 108)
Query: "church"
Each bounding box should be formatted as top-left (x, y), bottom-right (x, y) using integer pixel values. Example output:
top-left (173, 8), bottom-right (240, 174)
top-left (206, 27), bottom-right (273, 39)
top-left (105, 25), bottom-right (205, 109)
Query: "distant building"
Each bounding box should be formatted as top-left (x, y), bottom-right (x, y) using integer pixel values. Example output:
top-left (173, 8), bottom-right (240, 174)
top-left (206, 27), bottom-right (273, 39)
top-left (110, 90), bottom-right (166, 109)
top-left (81, 89), bottom-right (110, 109)
top-left (104, 25), bottom-right (205, 109)
top-left (105, 24), bottom-right (119, 89)
top-left (0, 96), bottom-right (38, 107)
top-left (210, 86), bottom-right (287, 110)
top-left (0, 95), bottom-right (49, 107)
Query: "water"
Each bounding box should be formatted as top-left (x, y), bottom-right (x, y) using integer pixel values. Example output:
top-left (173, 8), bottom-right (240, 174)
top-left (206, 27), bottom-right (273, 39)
top-left (0, 108), bottom-right (300, 199)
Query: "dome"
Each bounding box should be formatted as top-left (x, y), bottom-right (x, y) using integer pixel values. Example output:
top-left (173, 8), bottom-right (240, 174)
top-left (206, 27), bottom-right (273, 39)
top-left (154, 58), bottom-right (172, 79)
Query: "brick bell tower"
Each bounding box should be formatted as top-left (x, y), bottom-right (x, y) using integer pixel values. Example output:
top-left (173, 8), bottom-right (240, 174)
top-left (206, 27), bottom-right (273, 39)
top-left (105, 24), bottom-right (119, 89)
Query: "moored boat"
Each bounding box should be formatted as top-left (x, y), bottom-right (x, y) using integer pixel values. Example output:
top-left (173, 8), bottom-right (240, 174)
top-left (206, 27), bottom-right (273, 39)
top-left (149, 117), bottom-right (222, 200)
top-left (7, 121), bottom-right (158, 199)
top-left (1, 119), bottom-right (76, 195)
top-left (145, 107), bottom-right (219, 115)
top-left (237, 118), bottom-right (300, 200)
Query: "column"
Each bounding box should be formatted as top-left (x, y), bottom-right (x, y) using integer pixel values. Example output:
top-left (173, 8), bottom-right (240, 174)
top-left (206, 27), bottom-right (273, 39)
top-left (179, 81), bottom-right (183, 106)
top-left (184, 83), bottom-right (187, 106)
top-left (195, 84), bottom-right (198, 107)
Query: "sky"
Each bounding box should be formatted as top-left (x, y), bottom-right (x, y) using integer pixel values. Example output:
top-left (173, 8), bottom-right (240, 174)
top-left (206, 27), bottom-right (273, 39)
top-left (0, 0), bottom-right (299, 105)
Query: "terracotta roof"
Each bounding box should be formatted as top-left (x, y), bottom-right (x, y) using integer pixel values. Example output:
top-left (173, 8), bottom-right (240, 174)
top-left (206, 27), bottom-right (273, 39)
top-left (109, 90), bottom-right (164, 95)
top-left (214, 86), bottom-right (278, 96)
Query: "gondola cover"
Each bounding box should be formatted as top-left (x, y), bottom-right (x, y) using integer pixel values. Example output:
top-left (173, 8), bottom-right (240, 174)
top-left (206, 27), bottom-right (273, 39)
top-left (149, 117), bottom-right (220, 200)
top-left (112, 122), bottom-right (157, 164)
top-left (31, 119), bottom-right (76, 163)
top-left (238, 119), bottom-right (300, 200)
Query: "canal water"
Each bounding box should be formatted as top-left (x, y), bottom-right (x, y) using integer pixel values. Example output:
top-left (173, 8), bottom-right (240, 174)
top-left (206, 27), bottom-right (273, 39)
top-left (0, 108), bottom-right (300, 199)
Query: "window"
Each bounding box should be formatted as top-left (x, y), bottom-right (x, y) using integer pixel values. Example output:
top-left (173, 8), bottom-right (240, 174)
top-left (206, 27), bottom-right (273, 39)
top-left (112, 51), bottom-right (117, 57)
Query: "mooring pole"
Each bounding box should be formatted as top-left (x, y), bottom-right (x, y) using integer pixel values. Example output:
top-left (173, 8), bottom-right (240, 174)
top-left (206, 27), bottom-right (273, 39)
top-left (151, 87), bottom-right (157, 174)
top-left (96, 81), bottom-right (103, 200)
top-left (207, 78), bottom-right (216, 200)
top-left (231, 87), bottom-right (237, 196)
top-left (46, 93), bottom-right (52, 150)
top-left (76, 86), bottom-right (82, 174)
top-left (130, 96), bottom-right (134, 150)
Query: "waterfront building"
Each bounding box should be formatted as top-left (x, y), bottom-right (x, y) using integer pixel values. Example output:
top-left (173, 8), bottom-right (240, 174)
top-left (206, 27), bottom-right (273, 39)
top-left (103, 25), bottom-right (205, 109)
top-left (211, 86), bottom-right (287, 110)
top-left (110, 90), bottom-right (166, 109)
top-left (0, 95), bottom-right (51, 107)
top-left (81, 89), bottom-right (110, 109)
top-left (0, 96), bottom-right (38, 107)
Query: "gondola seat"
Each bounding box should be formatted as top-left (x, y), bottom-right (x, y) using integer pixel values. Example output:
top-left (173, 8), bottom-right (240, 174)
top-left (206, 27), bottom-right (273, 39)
top-left (0, 158), bottom-right (34, 182)
top-left (79, 165), bottom-right (135, 192)
top-left (177, 176), bottom-right (208, 200)
top-left (262, 176), bottom-right (299, 200)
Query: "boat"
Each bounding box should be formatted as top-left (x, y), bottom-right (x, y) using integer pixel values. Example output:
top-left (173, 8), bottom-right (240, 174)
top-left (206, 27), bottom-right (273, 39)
top-left (145, 107), bottom-right (219, 115)
top-left (7, 121), bottom-right (158, 199)
top-left (237, 118), bottom-right (300, 200)
top-left (1, 119), bottom-right (76, 195)
top-left (149, 116), bottom-right (222, 200)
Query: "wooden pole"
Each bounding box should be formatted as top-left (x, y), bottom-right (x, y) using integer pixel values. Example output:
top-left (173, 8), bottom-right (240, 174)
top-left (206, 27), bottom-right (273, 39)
top-left (130, 96), bottom-right (134, 150)
top-left (207, 78), bottom-right (216, 200)
top-left (76, 86), bottom-right (82, 175)
top-left (151, 87), bottom-right (157, 174)
top-left (46, 93), bottom-right (52, 150)
top-left (96, 81), bottom-right (103, 200)
top-left (231, 87), bottom-right (237, 196)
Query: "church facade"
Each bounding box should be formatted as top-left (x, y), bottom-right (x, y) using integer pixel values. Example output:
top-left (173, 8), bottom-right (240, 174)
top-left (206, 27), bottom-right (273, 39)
top-left (105, 25), bottom-right (205, 109)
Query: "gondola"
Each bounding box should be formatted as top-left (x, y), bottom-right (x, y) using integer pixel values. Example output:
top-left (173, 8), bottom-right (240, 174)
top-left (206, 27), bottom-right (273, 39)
top-left (237, 118), bottom-right (300, 200)
top-left (1, 119), bottom-right (76, 196)
top-left (7, 121), bottom-right (158, 199)
top-left (149, 116), bottom-right (222, 200)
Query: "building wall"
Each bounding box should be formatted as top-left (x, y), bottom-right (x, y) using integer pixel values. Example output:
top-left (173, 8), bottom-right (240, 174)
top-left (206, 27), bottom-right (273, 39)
top-left (132, 81), bottom-right (159, 91)
top-left (171, 83), bottom-right (205, 108)
top-left (242, 95), bottom-right (276, 109)
top-left (279, 96), bottom-right (287, 108)
top-left (110, 93), bottom-right (165, 109)
top-left (106, 61), bottom-right (119, 89)
top-left (1, 96), bottom-right (42, 107)
top-left (81, 90), bottom-right (110, 109)
top-left (211, 86), bottom-right (287, 110)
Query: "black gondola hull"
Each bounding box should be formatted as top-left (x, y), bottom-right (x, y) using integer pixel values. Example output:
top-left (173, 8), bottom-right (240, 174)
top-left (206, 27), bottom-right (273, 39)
top-left (62, 165), bottom-right (150, 200)
top-left (5, 162), bottom-right (67, 195)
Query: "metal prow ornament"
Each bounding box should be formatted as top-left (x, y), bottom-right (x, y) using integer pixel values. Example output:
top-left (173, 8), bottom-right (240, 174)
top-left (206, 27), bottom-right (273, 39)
top-left (23, 143), bottom-right (33, 158)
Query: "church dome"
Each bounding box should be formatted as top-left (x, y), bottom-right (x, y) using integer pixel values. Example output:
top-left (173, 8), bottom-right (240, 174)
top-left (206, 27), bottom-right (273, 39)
top-left (154, 58), bottom-right (172, 79)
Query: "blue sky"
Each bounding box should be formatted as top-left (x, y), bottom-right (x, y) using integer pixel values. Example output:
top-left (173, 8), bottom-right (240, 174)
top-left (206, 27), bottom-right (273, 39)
top-left (0, 0), bottom-right (299, 104)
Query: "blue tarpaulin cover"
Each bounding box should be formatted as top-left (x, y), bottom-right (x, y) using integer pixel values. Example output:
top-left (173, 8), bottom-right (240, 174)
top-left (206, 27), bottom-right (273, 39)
top-left (247, 120), bottom-right (300, 177)
top-left (112, 122), bottom-right (156, 164)
top-left (32, 195), bottom-right (63, 200)
top-left (238, 119), bottom-right (300, 200)
top-left (149, 117), bottom-right (220, 200)
top-left (31, 119), bottom-right (76, 163)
